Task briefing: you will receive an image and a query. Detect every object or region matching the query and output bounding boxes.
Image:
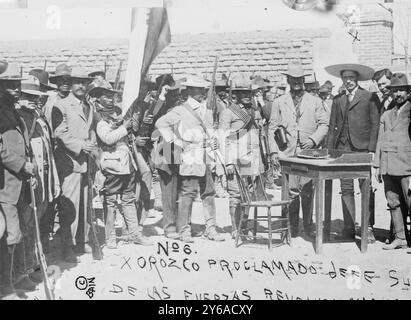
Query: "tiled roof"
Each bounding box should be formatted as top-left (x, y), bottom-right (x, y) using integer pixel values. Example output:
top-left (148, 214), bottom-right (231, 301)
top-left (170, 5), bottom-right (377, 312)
top-left (0, 28), bottom-right (330, 86)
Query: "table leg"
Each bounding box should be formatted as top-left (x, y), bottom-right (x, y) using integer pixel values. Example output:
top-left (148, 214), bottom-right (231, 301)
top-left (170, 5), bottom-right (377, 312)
top-left (315, 179), bottom-right (324, 254)
top-left (361, 177), bottom-right (370, 253)
top-left (324, 180), bottom-right (332, 241)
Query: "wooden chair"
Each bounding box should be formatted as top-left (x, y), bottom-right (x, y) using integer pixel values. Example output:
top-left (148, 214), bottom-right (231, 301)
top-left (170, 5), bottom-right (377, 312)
top-left (234, 166), bottom-right (291, 250)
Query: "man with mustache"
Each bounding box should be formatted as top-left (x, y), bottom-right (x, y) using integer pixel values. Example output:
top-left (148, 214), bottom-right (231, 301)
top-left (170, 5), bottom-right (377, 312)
top-left (155, 76), bottom-right (225, 243)
top-left (373, 73), bottom-right (411, 251)
top-left (372, 68), bottom-right (393, 115)
top-left (51, 67), bottom-right (95, 263)
top-left (219, 74), bottom-right (265, 238)
top-left (269, 64), bottom-right (329, 239)
top-left (325, 63), bottom-right (380, 242)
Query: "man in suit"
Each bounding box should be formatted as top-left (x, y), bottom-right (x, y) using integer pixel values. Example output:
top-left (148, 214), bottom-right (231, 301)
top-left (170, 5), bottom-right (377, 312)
top-left (325, 63), bottom-right (380, 241)
top-left (269, 64), bottom-right (329, 238)
top-left (155, 76), bottom-right (225, 243)
top-left (52, 67), bottom-right (95, 263)
top-left (372, 68), bottom-right (393, 115)
top-left (373, 73), bottom-right (411, 251)
top-left (0, 63), bottom-right (39, 297)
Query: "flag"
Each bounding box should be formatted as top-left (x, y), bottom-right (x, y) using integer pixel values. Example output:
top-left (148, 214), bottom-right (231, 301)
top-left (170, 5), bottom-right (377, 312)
top-left (122, 6), bottom-right (171, 115)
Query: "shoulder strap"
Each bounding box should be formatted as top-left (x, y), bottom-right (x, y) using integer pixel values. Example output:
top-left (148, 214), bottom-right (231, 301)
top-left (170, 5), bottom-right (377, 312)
top-left (182, 103), bottom-right (209, 133)
top-left (29, 115), bottom-right (39, 140)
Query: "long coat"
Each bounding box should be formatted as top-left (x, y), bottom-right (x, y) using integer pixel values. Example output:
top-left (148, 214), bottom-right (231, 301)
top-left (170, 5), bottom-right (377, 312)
top-left (18, 106), bottom-right (60, 203)
top-left (326, 87), bottom-right (380, 152)
top-left (155, 98), bottom-right (211, 177)
top-left (0, 100), bottom-right (31, 205)
top-left (374, 101), bottom-right (411, 176)
top-left (268, 92), bottom-right (329, 157)
top-left (52, 93), bottom-right (95, 179)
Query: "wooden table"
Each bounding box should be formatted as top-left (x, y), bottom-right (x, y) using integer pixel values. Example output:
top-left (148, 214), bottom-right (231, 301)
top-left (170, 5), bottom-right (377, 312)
top-left (279, 153), bottom-right (373, 254)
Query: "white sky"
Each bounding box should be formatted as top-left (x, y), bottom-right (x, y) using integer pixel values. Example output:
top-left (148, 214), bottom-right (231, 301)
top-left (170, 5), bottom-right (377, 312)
top-left (0, 0), bottom-right (409, 54)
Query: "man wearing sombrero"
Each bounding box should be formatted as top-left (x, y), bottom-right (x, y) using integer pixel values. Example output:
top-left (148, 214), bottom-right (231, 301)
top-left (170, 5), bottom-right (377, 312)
top-left (90, 80), bottom-right (153, 249)
top-left (219, 73), bottom-right (265, 238)
top-left (373, 73), bottom-right (411, 251)
top-left (0, 63), bottom-right (40, 296)
top-left (51, 67), bottom-right (96, 263)
top-left (17, 76), bottom-right (60, 258)
top-left (325, 62), bottom-right (380, 241)
top-left (268, 63), bottom-right (329, 239)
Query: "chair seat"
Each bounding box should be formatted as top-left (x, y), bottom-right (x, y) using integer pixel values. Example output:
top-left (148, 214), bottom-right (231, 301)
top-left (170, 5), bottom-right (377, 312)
top-left (240, 200), bottom-right (291, 207)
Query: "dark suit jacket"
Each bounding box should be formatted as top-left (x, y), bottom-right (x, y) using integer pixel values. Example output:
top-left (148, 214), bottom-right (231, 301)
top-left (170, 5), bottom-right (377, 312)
top-left (326, 87), bottom-right (381, 152)
top-left (0, 99), bottom-right (31, 205)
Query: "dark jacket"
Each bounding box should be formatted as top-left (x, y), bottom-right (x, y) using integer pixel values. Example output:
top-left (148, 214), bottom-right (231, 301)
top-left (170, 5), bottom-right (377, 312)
top-left (326, 87), bottom-right (380, 152)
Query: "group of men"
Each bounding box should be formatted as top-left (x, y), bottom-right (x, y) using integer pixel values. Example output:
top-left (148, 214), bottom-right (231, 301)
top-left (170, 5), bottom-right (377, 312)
top-left (1, 54), bottom-right (411, 299)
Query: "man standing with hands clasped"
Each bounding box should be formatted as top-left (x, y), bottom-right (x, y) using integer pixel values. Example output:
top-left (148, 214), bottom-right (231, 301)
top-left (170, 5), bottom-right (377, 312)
top-left (373, 73), bottom-right (411, 251)
top-left (325, 63), bottom-right (380, 242)
top-left (268, 63), bottom-right (329, 239)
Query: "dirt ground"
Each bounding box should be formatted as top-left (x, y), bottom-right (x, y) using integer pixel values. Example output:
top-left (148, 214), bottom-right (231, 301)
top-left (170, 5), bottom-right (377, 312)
top-left (23, 180), bottom-right (411, 300)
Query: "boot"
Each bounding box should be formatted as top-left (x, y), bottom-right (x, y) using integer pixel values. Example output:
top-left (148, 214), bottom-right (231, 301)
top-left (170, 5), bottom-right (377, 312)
top-left (0, 244), bottom-right (15, 298)
top-left (177, 196), bottom-right (193, 241)
top-left (337, 195), bottom-right (356, 240)
top-left (62, 246), bottom-right (79, 263)
top-left (288, 197), bottom-right (301, 237)
top-left (229, 205), bottom-right (238, 239)
top-left (383, 208), bottom-right (408, 250)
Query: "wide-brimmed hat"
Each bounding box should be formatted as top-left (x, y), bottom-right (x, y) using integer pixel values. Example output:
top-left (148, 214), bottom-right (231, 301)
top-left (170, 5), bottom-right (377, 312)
top-left (70, 67), bottom-right (93, 81)
top-left (88, 70), bottom-right (106, 78)
top-left (387, 73), bottom-right (411, 89)
top-left (0, 60), bottom-right (8, 74)
top-left (49, 64), bottom-right (72, 83)
top-left (21, 75), bottom-right (50, 96)
top-left (87, 80), bottom-right (119, 97)
top-left (282, 64), bottom-right (311, 78)
top-left (0, 63), bottom-right (25, 81)
top-left (229, 73), bottom-right (253, 91)
top-left (305, 81), bottom-right (320, 90)
top-left (180, 76), bottom-right (211, 89)
top-left (251, 75), bottom-right (274, 90)
top-left (29, 69), bottom-right (57, 91)
top-left (325, 63), bottom-right (375, 81)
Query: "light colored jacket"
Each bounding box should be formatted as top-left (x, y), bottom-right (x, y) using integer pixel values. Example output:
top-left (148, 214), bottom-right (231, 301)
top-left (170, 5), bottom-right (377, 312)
top-left (374, 101), bottom-right (411, 176)
top-left (268, 92), bottom-right (329, 157)
top-left (96, 119), bottom-right (136, 175)
top-left (53, 93), bottom-right (95, 176)
top-left (219, 104), bottom-right (264, 176)
top-left (155, 97), bottom-right (209, 177)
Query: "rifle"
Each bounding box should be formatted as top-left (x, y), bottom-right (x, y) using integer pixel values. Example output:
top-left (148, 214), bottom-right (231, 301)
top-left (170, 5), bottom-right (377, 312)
top-left (29, 176), bottom-right (55, 300)
top-left (114, 61), bottom-right (123, 91)
top-left (86, 155), bottom-right (103, 260)
top-left (206, 56), bottom-right (219, 129)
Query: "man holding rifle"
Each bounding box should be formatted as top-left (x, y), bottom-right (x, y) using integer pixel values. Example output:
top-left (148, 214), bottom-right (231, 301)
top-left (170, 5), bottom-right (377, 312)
top-left (155, 76), bottom-right (225, 243)
top-left (51, 67), bottom-right (96, 263)
top-left (219, 74), bottom-right (265, 238)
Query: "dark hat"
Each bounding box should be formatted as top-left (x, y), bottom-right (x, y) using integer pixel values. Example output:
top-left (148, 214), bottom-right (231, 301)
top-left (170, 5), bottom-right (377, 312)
top-left (88, 70), bottom-right (106, 78)
top-left (155, 74), bottom-right (174, 89)
top-left (29, 69), bottom-right (56, 91)
top-left (49, 64), bottom-right (72, 83)
top-left (87, 80), bottom-right (119, 97)
top-left (305, 81), bottom-right (320, 90)
top-left (387, 73), bottom-right (411, 89)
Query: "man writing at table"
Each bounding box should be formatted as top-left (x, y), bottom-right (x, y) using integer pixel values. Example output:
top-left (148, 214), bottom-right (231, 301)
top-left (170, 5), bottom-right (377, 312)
top-left (325, 63), bottom-right (380, 241)
top-left (268, 63), bottom-right (329, 238)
